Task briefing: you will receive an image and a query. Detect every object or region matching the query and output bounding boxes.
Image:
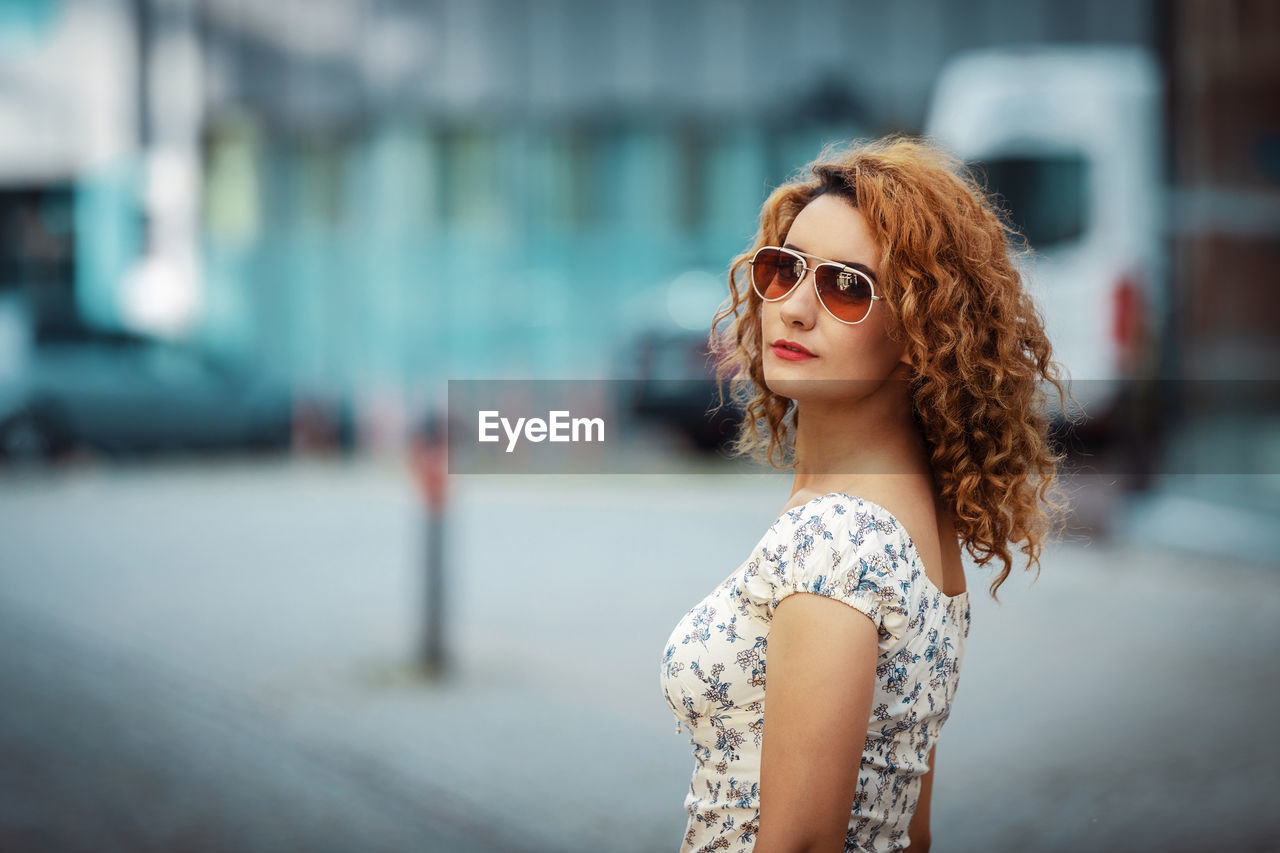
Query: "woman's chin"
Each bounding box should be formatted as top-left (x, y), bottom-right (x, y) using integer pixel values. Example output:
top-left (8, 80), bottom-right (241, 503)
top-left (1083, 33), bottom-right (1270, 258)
top-left (763, 373), bottom-right (829, 402)
top-left (764, 373), bottom-right (882, 405)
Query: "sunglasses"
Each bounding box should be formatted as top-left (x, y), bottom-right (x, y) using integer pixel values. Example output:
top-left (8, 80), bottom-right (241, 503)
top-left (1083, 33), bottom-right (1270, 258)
top-left (748, 245), bottom-right (881, 325)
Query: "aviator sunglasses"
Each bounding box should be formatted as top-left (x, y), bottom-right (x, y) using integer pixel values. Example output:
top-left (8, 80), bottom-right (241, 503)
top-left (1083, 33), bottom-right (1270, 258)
top-left (748, 245), bottom-right (881, 325)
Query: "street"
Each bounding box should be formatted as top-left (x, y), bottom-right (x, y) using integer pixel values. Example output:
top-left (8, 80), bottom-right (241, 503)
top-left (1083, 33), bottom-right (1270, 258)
top-left (0, 457), bottom-right (1277, 851)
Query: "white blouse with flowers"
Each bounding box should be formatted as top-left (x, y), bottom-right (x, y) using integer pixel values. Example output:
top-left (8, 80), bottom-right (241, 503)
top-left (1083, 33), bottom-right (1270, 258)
top-left (659, 492), bottom-right (971, 852)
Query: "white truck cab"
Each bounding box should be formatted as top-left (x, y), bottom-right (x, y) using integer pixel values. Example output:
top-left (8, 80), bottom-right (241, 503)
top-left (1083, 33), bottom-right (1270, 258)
top-left (924, 45), bottom-right (1166, 433)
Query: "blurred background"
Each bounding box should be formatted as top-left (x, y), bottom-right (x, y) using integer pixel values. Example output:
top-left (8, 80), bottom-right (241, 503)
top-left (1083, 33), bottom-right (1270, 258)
top-left (0, 0), bottom-right (1277, 851)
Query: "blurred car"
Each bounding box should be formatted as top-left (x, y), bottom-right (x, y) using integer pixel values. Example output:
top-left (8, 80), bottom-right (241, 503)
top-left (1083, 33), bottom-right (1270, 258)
top-left (0, 326), bottom-right (321, 463)
top-left (624, 328), bottom-right (742, 453)
top-left (615, 271), bottom-right (743, 454)
top-left (924, 44), bottom-right (1167, 446)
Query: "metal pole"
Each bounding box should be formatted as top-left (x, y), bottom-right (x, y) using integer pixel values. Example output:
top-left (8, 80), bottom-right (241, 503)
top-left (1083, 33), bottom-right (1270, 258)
top-left (424, 491), bottom-right (445, 674)
top-left (411, 412), bottom-right (449, 677)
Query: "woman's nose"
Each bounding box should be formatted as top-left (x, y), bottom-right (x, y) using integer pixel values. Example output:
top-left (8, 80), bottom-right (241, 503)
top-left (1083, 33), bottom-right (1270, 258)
top-left (778, 269), bottom-right (818, 327)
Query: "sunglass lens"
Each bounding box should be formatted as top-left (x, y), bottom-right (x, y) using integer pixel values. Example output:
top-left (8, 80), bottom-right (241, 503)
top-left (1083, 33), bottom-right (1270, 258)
top-left (816, 267), bottom-right (874, 323)
top-left (752, 249), bottom-right (803, 300)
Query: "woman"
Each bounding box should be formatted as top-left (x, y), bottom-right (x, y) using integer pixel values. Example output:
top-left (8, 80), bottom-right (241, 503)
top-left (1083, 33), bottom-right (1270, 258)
top-left (659, 135), bottom-right (1072, 852)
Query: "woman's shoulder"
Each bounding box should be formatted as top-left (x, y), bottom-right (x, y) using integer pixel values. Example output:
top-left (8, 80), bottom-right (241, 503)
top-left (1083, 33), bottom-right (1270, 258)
top-left (813, 487), bottom-right (968, 602)
top-left (764, 490), bottom-right (920, 576)
top-left (767, 485), bottom-right (967, 595)
top-left (745, 490), bottom-right (920, 652)
top-left (772, 485), bottom-right (933, 544)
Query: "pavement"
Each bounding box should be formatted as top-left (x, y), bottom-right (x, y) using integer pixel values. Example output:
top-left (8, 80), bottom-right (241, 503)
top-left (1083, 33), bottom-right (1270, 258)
top-left (0, 455), bottom-right (1277, 852)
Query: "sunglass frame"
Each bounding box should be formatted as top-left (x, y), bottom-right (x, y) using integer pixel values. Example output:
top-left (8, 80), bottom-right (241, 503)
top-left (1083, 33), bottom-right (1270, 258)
top-left (747, 245), bottom-right (882, 325)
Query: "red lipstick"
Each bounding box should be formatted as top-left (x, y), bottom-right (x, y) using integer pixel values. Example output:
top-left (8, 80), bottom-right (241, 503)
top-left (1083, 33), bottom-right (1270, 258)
top-left (770, 339), bottom-right (817, 360)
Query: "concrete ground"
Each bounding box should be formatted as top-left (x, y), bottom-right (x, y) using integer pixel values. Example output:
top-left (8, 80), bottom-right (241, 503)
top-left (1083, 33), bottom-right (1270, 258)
top-left (0, 456), bottom-right (1277, 852)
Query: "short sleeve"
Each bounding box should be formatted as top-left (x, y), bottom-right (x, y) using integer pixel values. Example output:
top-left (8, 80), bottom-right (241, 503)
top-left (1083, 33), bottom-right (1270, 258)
top-left (741, 493), bottom-right (911, 655)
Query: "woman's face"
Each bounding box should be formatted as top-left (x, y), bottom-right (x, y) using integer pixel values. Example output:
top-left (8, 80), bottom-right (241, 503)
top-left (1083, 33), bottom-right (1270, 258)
top-left (759, 193), bottom-right (911, 403)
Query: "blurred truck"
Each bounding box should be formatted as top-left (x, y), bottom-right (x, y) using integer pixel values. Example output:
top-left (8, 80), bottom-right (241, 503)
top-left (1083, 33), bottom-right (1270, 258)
top-left (924, 44), bottom-right (1167, 450)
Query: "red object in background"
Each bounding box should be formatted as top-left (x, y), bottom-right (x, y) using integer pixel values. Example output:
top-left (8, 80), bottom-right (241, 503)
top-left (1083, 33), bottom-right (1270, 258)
top-left (1112, 273), bottom-right (1143, 372)
top-left (410, 423), bottom-right (448, 513)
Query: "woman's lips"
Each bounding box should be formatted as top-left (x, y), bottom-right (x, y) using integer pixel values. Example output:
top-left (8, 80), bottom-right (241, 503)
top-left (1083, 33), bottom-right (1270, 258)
top-left (770, 343), bottom-right (817, 361)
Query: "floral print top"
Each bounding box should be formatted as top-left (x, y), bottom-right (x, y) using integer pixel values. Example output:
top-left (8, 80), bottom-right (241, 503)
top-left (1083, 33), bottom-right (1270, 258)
top-left (659, 493), bottom-right (971, 853)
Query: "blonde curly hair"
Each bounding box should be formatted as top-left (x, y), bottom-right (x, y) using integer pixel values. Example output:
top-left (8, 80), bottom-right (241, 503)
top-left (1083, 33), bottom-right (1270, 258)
top-left (710, 134), bottom-right (1076, 600)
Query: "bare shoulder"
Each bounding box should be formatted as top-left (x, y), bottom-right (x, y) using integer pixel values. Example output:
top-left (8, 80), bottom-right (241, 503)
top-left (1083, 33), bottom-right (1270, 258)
top-left (779, 480), bottom-right (929, 534)
top-left (778, 487), bottom-right (842, 516)
top-left (835, 476), bottom-right (936, 540)
top-left (832, 477), bottom-right (966, 597)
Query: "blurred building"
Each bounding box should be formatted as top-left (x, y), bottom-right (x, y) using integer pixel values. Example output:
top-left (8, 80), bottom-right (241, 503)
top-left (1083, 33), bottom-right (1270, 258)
top-left (1147, 0), bottom-right (1280, 520)
top-left (2, 0), bottom-right (1274, 468)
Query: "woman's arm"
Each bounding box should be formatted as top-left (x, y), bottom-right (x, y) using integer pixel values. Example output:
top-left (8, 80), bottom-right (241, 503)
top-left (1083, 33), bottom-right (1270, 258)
top-left (904, 744), bottom-right (936, 852)
top-left (753, 592), bottom-right (880, 853)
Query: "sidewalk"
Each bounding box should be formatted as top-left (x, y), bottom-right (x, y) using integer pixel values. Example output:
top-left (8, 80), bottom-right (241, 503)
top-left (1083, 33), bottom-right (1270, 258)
top-left (0, 597), bottom-right (511, 853)
top-left (1, 456), bottom-right (1277, 851)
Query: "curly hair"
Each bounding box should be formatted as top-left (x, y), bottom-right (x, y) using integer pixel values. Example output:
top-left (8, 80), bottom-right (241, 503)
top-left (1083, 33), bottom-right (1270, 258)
top-left (710, 134), bottom-right (1077, 600)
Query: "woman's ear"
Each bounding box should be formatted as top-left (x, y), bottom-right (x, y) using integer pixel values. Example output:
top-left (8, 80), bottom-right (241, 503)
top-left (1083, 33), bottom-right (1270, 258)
top-left (890, 347), bottom-right (914, 382)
